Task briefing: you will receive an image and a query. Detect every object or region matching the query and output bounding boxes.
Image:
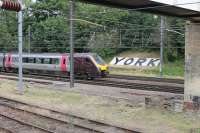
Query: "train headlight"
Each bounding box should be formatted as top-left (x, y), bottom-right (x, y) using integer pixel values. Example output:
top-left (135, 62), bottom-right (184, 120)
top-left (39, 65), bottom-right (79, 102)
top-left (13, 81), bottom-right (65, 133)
top-left (98, 65), bottom-right (108, 71)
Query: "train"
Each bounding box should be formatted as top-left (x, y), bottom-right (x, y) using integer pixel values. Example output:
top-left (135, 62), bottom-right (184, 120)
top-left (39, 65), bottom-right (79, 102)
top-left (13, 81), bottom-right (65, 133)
top-left (0, 53), bottom-right (109, 79)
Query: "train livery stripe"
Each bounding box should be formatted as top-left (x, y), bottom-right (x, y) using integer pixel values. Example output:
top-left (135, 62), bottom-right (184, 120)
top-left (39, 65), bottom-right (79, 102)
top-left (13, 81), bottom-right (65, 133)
top-left (61, 54), bottom-right (67, 72)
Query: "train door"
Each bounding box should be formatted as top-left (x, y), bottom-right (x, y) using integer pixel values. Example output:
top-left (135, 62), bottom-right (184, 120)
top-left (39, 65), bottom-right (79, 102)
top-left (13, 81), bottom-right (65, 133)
top-left (4, 53), bottom-right (12, 71)
top-left (60, 54), bottom-right (69, 74)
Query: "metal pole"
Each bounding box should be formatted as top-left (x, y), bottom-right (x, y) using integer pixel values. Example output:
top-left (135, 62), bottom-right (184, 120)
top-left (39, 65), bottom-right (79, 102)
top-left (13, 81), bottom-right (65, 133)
top-left (69, 0), bottom-right (74, 88)
top-left (160, 16), bottom-right (164, 78)
top-left (28, 25), bottom-right (31, 53)
top-left (18, 0), bottom-right (23, 93)
top-left (119, 29), bottom-right (122, 47)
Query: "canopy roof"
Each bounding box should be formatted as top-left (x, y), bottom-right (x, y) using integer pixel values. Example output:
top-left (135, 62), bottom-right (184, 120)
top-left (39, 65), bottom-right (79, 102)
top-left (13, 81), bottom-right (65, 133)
top-left (79, 0), bottom-right (200, 22)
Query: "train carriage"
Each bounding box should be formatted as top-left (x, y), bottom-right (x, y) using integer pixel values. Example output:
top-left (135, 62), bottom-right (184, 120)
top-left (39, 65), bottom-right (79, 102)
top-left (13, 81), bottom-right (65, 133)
top-left (0, 53), bottom-right (109, 79)
top-left (0, 53), bottom-right (4, 71)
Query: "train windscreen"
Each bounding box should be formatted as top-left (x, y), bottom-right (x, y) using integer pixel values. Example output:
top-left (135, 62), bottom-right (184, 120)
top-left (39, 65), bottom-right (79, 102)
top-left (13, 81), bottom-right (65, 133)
top-left (93, 54), bottom-right (106, 65)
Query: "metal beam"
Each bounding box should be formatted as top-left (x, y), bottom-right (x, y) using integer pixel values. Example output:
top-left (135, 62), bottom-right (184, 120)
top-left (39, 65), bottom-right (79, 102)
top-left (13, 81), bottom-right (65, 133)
top-left (79, 0), bottom-right (200, 22)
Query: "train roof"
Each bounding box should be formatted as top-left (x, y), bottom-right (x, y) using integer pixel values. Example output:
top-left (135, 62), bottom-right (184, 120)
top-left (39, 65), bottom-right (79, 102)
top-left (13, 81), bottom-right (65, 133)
top-left (0, 53), bottom-right (99, 58)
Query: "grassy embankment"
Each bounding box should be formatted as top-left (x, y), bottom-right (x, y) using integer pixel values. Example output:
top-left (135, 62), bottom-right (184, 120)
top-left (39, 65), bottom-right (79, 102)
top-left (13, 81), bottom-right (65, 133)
top-left (109, 61), bottom-right (184, 79)
top-left (105, 51), bottom-right (184, 79)
top-left (0, 79), bottom-right (199, 133)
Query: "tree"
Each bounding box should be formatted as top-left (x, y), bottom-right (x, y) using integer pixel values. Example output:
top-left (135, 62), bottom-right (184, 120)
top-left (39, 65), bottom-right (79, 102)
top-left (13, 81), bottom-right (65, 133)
top-left (0, 10), bottom-right (18, 52)
top-left (0, 0), bottom-right (185, 60)
top-left (31, 17), bottom-right (68, 52)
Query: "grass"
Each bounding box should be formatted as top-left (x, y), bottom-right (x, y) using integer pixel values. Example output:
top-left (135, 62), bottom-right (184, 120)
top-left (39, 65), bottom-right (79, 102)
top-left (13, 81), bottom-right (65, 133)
top-left (109, 61), bottom-right (184, 79)
top-left (0, 79), bottom-right (199, 133)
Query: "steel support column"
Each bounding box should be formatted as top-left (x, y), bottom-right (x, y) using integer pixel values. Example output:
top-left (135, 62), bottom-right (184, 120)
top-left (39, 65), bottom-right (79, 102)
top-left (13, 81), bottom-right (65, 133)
top-left (18, 0), bottom-right (23, 93)
top-left (69, 0), bottom-right (75, 88)
top-left (160, 16), bottom-right (164, 78)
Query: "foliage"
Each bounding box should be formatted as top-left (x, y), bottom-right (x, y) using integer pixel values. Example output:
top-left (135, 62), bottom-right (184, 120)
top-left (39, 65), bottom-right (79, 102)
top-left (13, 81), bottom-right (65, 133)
top-left (31, 17), bottom-right (68, 52)
top-left (0, 10), bottom-right (18, 52)
top-left (92, 48), bottom-right (117, 58)
top-left (0, 0), bottom-right (185, 62)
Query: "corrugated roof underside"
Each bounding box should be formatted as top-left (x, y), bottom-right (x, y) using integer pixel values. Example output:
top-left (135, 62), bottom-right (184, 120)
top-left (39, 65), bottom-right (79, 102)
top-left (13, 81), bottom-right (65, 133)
top-left (79, 0), bottom-right (200, 22)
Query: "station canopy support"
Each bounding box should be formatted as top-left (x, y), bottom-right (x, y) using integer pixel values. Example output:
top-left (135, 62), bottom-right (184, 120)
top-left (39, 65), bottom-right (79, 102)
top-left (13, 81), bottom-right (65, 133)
top-left (18, 0), bottom-right (23, 94)
top-left (69, 0), bottom-right (75, 88)
top-left (0, 0), bottom-right (23, 93)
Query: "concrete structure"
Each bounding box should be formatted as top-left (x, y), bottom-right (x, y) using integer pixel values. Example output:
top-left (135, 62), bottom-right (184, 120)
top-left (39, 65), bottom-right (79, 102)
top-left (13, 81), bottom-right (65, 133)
top-left (79, 0), bottom-right (200, 107)
top-left (185, 22), bottom-right (200, 108)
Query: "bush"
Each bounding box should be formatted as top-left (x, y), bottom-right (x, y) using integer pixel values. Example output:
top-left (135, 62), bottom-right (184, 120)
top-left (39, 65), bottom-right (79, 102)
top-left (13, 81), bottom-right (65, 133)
top-left (91, 48), bottom-right (117, 58)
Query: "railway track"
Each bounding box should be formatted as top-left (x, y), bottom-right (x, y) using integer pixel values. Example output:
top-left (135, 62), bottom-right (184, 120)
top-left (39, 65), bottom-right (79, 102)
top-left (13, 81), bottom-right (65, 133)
top-left (0, 127), bottom-right (13, 133)
top-left (0, 71), bottom-right (184, 94)
top-left (0, 96), bottom-right (140, 133)
top-left (0, 113), bottom-right (51, 133)
top-left (109, 74), bottom-right (184, 84)
top-left (80, 79), bottom-right (183, 94)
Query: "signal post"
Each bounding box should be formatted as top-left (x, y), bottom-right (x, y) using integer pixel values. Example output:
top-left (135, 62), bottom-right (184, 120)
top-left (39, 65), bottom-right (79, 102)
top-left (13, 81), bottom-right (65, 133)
top-left (0, 0), bottom-right (23, 93)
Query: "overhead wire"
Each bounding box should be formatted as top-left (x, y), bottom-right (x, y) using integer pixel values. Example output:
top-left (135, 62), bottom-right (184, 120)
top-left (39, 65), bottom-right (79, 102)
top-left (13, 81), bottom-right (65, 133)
top-left (11, 1), bottom-right (194, 29)
top-left (0, 0), bottom-right (190, 51)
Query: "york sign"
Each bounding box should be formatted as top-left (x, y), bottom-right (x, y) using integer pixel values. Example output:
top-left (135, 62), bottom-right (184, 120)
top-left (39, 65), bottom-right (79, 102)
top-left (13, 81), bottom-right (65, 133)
top-left (110, 57), bottom-right (160, 67)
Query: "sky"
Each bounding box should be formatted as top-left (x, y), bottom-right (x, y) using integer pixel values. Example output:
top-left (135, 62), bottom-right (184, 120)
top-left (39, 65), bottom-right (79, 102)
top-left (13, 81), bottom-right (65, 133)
top-left (152, 0), bottom-right (200, 12)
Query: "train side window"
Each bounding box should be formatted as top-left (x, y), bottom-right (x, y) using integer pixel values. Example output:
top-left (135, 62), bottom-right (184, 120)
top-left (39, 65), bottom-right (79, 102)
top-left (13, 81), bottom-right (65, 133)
top-left (49, 58), bottom-right (53, 64)
top-left (52, 58), bottom-right (59, 64)
top-left (57, 59), bottom-right (59, 64)
top-left (23, 58), bottom-right (28, 63)
top-left (28, 58), bottom-right (35, 63)
top-left (41, 58), bottom-right (44, 64)
top-left (44, 58), bottom-right (50, 64)
top-left (36, 58), bottom-right (43, 64)
top-left (13, 57), bottom-right (18, 62)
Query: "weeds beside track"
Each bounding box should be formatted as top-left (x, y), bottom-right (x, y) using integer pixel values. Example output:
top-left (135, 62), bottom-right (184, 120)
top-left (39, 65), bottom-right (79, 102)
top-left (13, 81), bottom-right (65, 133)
top-left (0, 96), bottom-right (140, 133)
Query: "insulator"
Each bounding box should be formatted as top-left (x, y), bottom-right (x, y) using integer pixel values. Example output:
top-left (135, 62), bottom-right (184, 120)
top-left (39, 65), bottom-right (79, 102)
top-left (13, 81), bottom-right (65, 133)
top-left (0, 0), bottom-right (21, 12)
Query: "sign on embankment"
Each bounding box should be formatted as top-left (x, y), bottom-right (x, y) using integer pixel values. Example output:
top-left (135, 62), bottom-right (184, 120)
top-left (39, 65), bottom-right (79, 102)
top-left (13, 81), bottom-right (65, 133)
top-left (110, 57), bottom-right (160, 67)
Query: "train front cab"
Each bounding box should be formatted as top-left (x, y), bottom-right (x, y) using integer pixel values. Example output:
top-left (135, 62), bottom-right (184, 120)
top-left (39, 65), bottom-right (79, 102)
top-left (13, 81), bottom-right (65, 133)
top-left (91, 54), bottom-right (109, 77)
top-left (59, 54), bottom-right (99, 79)
top-left (73, 55), bottom-right (99, 79)
top-left (83, 56), bottom-right (100, 79)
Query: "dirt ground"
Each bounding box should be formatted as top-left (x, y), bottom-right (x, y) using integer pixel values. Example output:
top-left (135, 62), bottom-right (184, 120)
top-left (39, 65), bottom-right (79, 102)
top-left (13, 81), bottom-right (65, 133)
top-left (0, 79), bottom-right (199, 133)
top-left (0, 128), bottom-right (10, 133)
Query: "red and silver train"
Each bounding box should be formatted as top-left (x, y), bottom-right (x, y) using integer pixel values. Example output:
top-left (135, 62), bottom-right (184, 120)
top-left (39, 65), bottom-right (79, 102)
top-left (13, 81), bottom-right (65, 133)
top-left (0, 53), bottom-right (109, 79)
